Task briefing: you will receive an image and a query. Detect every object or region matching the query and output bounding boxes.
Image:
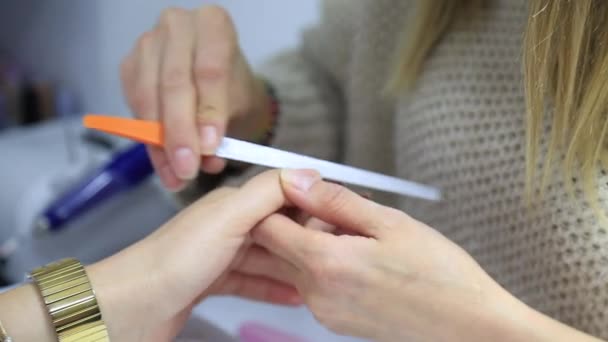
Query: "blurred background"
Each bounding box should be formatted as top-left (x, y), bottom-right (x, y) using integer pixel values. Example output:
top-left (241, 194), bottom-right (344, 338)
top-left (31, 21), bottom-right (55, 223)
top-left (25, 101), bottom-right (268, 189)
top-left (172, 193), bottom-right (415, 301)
top-left (0, 1), bottom-right (366, 341)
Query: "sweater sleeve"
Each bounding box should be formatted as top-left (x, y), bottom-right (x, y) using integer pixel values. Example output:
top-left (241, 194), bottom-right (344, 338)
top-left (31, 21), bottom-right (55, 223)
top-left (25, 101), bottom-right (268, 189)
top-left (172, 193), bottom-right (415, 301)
top-left (176, 0), bottom-right (358, 205)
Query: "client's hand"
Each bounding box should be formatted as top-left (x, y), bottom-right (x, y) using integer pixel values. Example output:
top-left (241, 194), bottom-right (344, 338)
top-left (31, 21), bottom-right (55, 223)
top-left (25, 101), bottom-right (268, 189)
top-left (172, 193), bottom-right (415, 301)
top-left (87, 170), bottom-right (296, 342)
top-left (252, 170), bottom-right (528, 342)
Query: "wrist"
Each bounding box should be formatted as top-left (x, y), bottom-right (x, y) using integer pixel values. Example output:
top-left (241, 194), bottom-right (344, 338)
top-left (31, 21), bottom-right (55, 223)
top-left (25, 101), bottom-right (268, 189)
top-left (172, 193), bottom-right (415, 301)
top-left (452, 282), bottom-right (580, 342)
top-left (87, 241), bottom-right (167, 341)
top-left (471, 285), bottom-right (540, 341)
top-left (0, 284), bottom-right (55, 342)
top-left (486, 289), bottom-right (604, 342)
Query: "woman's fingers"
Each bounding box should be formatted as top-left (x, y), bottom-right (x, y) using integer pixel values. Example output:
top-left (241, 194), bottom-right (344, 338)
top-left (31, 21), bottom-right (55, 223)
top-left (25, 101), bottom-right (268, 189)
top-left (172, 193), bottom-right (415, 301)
top-left (232, 246), bottom-right (299, 285)
top-left (135, 28), bottom-right (185, 190)
top-left (150, 147), bottom-right (184, 191)
top-left (214, 272), bottom-right (301, 305)
top-left (123, 29), bottom-right (185, 190)
top-left (222, 170), bottom-right (287, 225)
top-left (158, 8), bottom-right (199, 181)
top-left (279, 169), bottom-right (389, 238)
top-left (193, 6), bottom-right (238, 154)
top-left (203, 170), bottom-right (291, 237)
top-left (122, 5), bottom-right (261, 188)
top-left (132, 30), bottom-right (162, 121)
top-left (252, 213), bottom-right (333, 269)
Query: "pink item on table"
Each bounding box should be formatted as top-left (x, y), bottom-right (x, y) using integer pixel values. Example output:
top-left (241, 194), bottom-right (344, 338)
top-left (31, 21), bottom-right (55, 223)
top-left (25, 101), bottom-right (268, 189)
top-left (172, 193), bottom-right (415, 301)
top-left (238, 322), bottom-right (310, 342)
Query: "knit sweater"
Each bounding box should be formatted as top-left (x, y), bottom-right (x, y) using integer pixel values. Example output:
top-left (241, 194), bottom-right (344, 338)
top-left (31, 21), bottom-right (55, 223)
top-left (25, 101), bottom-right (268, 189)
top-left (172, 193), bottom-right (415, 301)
top-left (180, 0), bottom-right (608, 338)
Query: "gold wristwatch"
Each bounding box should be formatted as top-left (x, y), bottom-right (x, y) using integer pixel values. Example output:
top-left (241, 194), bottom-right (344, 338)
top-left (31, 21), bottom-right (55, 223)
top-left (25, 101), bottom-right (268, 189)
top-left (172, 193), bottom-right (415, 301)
top-left (30, 258), bottom-right (110, 341)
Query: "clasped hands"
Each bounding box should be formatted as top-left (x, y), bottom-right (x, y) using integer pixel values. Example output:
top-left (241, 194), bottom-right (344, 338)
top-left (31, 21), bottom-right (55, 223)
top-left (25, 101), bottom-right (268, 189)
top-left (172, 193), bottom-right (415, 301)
top-left (90, 169), bottom-right (518, 342)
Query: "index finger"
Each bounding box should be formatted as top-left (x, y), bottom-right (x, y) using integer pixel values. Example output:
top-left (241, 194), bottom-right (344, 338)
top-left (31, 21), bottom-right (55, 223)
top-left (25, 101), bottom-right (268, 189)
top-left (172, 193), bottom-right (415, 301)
top-left (280, 169), bottom-right (388, 238)
top-left (158, 8), bottom-right (199, 180)
top-left (251, 213), bottom-right (331, 269)
top-left (192, 5), bottom-right (237, 154)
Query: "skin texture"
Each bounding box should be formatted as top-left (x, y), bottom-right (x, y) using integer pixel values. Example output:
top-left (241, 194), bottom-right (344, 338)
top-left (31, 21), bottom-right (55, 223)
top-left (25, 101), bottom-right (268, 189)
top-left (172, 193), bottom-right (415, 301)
top-left (121, 5), bottom-right (270, 191)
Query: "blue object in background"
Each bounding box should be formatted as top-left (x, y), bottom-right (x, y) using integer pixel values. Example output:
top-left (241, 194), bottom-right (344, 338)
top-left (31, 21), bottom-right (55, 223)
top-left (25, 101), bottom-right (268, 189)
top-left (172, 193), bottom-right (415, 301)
top-left (36, 143), bottom-right (154, 233)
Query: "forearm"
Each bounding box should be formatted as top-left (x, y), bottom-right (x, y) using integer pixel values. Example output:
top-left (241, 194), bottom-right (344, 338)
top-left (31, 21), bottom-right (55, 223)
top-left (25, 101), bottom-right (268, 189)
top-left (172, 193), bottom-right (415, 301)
top-left (86, 238), bottom-right (170, 342)
top-left (514, 304), bottom-right (604, 341)
top-left (457, 287), bottom-right (603, 342)
top-left (374, 281), bottom-right (604, 342)
top-left (0, 262), bottom-right (152, 342)
top-left (0, 283), bottom-right (56, 342)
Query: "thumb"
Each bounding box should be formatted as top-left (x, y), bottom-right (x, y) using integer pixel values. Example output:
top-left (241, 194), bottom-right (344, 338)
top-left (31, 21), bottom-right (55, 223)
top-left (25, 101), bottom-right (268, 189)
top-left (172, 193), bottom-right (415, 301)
top-left (220, 169), bottom-right (289, 234)
top-left (279, 169), bottom-right (387, 238)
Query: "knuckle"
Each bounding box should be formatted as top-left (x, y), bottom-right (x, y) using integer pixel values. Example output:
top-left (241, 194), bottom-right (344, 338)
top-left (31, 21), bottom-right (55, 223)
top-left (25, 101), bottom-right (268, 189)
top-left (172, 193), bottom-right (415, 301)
top-left (380, 207), bottom-right (409, 230)
top-left (250, 215), bottom-right (273, 239)
top-left (307, 254), bottom-right (342, 286)
top-left (161, 67), bottom-right (191, 91)
top-left (194, 58), bottom-right (229, 82)
top-left (319, 183), bottom-right (350, 217)
top-left (131, 87), bottom-right (155, 115)
top-left (297, 232), bottom-right (327, 260)
top-left (309, 231), bottom-right (330, 251)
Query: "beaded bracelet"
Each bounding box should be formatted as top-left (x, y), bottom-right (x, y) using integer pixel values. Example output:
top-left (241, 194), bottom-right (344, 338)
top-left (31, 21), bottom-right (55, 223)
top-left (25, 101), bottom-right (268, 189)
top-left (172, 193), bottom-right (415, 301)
top-left (223, 78), bottom-right (280, 175)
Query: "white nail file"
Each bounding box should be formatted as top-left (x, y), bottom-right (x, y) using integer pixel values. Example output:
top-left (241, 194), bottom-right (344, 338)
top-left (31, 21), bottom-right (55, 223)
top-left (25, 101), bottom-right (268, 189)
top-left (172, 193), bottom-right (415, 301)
top-left (216, 137), bottom-right (441, 201)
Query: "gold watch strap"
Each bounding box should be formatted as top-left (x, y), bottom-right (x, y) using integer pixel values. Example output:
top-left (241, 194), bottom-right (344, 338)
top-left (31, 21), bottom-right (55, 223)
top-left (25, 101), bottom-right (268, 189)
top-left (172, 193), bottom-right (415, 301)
top-left (30, 258), bottom-right (110, 342)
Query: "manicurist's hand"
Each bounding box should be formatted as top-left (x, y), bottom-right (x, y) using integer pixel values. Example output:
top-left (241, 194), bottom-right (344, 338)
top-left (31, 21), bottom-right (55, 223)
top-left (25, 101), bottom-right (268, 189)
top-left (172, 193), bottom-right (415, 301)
top-left (252, 170), bottom-right (604, 342)
top-left (121, 5), bottom-right (272, 191)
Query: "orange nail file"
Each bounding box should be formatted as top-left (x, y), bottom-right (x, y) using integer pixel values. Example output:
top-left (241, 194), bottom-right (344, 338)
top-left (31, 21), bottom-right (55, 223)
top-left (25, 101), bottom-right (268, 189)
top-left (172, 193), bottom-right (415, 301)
top-left (82, 114), bottom-right (441, 201)
top-left (83, 115), bottom-right (164, 147)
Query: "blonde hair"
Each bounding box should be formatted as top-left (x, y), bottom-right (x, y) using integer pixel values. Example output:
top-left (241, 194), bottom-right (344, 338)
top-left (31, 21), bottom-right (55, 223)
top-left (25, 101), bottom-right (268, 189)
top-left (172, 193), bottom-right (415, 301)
top-left (388, 0), bottom-right (608, 213)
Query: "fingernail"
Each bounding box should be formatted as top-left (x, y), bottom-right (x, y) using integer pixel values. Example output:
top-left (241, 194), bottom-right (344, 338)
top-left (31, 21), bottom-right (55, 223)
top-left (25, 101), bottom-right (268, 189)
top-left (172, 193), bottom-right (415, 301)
top-left (159, 164), bottom-right (184, 191)
top-left (200, 125), bottom-right (219, 154)
top-left (173, 147), bottom-right (198, 180)
top-left (281, 169), bottom-right (320, 192)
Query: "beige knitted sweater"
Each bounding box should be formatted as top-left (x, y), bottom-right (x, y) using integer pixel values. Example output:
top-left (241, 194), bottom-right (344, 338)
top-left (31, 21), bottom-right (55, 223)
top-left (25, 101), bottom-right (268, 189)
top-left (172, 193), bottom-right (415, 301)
top-left (181, 0), bottom-right (608, 338)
